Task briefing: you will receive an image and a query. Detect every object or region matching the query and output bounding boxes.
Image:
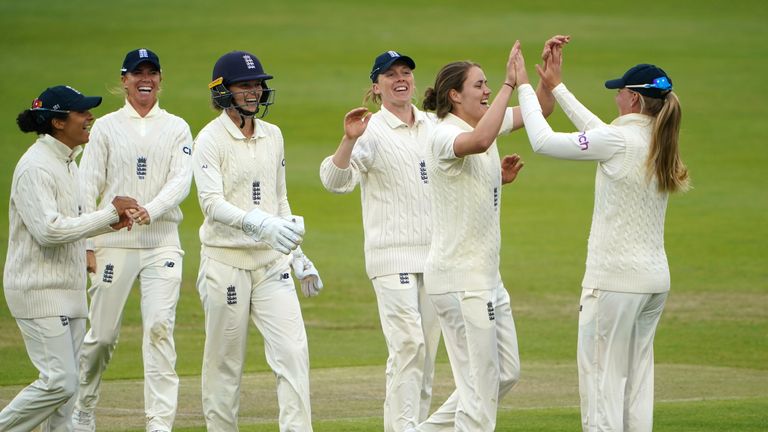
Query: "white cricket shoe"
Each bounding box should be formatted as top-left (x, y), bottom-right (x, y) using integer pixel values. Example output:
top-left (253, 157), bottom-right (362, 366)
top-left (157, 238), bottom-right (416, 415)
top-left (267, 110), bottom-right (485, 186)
top-left (72, 409), bottom-right (95, 432)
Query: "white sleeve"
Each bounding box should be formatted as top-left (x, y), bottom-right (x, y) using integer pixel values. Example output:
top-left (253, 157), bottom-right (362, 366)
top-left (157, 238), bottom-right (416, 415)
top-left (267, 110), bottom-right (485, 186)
top-left (518, 84), bottom-right (624, 162)
top-left (143, 121), bottom-right (194, 220)
top-left (193, 132), bottom-right (247, 228)
top-left (552, 83), bottom-right (608, 131)
top-left (499, 107), bottom-right (517, 135)
top-left (431, 124), bottom-right (465, 176)
top-left (15, 169), bottom-right (118, 247)
top-left (319, 133), bottom-right (374, 194)
top-left (79, 120), bottom-right (110, 250)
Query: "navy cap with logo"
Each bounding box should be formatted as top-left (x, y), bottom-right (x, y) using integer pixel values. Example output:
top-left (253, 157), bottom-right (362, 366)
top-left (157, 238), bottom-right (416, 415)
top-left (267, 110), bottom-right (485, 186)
top-left (30, 85), bottom-right (102, 113)
top-left (370, 51), bottom-right (416, 83)
top-left (121, 48), bottom-right (161, 75)
top-left (605, 64), bottom-right (673, 99)
top-left (212, 51), bottom-right (273, 87)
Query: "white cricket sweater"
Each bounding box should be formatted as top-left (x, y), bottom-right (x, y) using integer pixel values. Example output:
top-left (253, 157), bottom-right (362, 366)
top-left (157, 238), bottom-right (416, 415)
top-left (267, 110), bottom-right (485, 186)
top-left (79, 101), bottom-right (193, 250)
top-left (319, 105), bottom-right (434, 278)
top-left (518, 83), bottom-right (670, 294)
top-left (193, 111), bottom-right (292, 270)
top-left (424, 110), bottom-right (516, 294)
top-left (4, 135), bottom-right (119, 319)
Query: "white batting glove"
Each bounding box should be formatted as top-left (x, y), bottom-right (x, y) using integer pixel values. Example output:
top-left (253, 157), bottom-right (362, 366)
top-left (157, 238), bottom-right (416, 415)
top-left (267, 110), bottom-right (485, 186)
top-left (242, 209), bottom-right (304, 255)
top-left (291, 249), bottom-right (323, 297)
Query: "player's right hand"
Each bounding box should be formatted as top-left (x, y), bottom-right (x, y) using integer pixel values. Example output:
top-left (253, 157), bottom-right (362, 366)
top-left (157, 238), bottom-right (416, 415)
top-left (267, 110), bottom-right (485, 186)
top-left (343, 107), bottom-right (372, 141)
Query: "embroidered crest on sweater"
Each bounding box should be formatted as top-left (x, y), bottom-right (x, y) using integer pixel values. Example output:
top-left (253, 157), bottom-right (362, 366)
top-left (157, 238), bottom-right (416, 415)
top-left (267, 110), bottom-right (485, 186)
top-left (399, 273), bottom-right (410, 284)
top-left (419, 160), bottom-right (429, 184)
top-left (487, 301), bottom-right (495, 321)
top-left (136, 157), bottom-right (147, 179)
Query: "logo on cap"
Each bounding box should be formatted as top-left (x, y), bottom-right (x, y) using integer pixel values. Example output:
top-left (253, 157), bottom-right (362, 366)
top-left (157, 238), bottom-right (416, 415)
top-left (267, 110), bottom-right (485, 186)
top-left (387, 51), bottom-right (400, 59)
top-left (243, 55), bottom-right (256, 69)
top-left (139, 49), bottom-right (149, 58)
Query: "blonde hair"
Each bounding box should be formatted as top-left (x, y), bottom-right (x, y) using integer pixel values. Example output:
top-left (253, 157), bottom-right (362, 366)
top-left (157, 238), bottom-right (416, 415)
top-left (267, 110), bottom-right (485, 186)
top-left (638, 91), bottom-right (689, 193)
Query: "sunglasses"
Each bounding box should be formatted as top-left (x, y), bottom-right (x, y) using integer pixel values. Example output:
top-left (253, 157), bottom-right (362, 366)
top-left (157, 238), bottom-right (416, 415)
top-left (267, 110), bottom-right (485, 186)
top-left (625, 77), bottom-right (672, 91)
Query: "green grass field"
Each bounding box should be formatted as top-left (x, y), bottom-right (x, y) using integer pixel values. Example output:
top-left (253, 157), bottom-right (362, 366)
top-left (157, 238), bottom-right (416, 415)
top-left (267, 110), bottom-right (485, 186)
top-left (1, 0), bottom-right (766, 430)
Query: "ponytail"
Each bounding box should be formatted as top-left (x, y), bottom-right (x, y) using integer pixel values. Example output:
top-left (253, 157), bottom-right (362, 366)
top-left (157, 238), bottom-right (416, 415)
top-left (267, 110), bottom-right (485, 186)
top-left (16, 109), bottom-right (67, 135)
top-left (641, 91), bottom-right (689, 193)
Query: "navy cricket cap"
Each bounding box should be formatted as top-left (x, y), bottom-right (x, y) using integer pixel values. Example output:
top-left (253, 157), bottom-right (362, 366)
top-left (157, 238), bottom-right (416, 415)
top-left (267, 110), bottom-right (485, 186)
top-left (605, 64), bottom-right (673, 99)
top-left (31, 85), bottom-right (102, 113)
top-left (212, 51), bottom-right (273, 87)
top-left (121, 48), bottom-right (161, 75)
top-left (370, 51), bottom-right (416, 82)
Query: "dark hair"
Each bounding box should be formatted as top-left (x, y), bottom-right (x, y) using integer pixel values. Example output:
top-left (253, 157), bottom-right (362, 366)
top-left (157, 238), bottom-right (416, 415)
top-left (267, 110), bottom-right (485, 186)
top-left (16, 109), bottom-right (68, 135)
top-left (637, 91), bottom-right (689, 193)
top-left (422, 61), bottom-right (479, 119)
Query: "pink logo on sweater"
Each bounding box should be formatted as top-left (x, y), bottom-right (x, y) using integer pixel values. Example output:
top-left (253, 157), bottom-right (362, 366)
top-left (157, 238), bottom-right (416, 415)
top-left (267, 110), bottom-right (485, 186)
top-left (578, 132), bottom-right (589, 151)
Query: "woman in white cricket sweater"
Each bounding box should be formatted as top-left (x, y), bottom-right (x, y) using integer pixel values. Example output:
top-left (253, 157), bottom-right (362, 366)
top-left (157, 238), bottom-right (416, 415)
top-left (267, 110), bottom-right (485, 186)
top-left (511, 44), bottom-right (688, 431)
top-left (194, 50), bottom-right (319, 432)
top-left (417, 37), bottom-right (568, 432)
top-left (1, 85), bottom-right (136, 431)
top-left (319, 50), bottom-right (442, 432)
top-left (72, 49), bottom-right (193, 432)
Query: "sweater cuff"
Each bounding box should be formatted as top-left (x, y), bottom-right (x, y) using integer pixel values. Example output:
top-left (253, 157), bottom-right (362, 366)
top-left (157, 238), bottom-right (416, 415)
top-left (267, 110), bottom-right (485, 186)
top-left (319, 156), bottom-right (355, 193)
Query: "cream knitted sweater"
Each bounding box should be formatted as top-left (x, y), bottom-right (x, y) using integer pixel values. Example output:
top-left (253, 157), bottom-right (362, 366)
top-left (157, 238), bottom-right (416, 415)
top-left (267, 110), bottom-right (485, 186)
top-left (4, 135), bottom-right (118, 319)
top-left (519, 83), bottom-right (670, 293)
top-left (79, 101), bottom-right (193, 250)
top-left (319, 105), bottom-right (434, 278)
top-left (193, 111), bottom-right (292, 270)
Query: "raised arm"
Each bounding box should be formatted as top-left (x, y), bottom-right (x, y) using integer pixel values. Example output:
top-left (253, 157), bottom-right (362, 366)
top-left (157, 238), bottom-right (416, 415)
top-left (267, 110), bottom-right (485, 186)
top-left (320, 107), bottom-right (374, 193)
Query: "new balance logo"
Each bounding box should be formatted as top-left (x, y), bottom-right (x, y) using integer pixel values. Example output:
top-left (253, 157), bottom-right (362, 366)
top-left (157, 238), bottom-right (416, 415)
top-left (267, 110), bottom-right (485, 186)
top-left (487, 301), bottom-right (495, 321)
top-left (163, 261), bottom-right (175, 268)
top-left (60, 316), bottom-right (69, 327)
top-left (243, 55), bottom-right (256, 69)
top-left (419, 160), bottom-right (428, 184)
top-left (226, 285), bottom-right (237, 305)
top-left (103, 264), bottom-right (114, 283)
top-left (252, 181), bottom-right (261, 204)
top-left (137, 157), bottom-right (147, 179)
top-left (399, 273), bottom-right (410, 284)
top-left (280, 272), bottom-right (290, 280)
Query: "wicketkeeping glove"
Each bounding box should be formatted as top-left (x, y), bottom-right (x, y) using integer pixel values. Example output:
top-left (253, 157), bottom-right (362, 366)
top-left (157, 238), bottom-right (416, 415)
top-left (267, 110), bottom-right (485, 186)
top-left (242, 209), bottom-right (304, 255)
top-left (291, 248), bottom-right (323, 297)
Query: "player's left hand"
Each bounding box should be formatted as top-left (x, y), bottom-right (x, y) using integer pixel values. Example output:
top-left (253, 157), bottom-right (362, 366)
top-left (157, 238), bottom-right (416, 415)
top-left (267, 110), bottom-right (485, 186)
top-left (291, 252), bottom-right (323, 297)
top-left (501, 154), bottom-right (524, 184)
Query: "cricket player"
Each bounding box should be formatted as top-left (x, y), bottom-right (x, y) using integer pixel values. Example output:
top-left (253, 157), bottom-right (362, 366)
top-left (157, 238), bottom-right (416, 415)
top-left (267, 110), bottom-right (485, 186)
top-left (415, 36), bottom-right (568, 431)
top-left (1, 85), bottom-right (136, 431)
top-left (319, 51), bottom-right (442, 432)
top-left (511, 43), bottom-right (687, 432)
top-left (194, 50), bottom-right (321, 431)
top-left (72, 48), bottom-right (193, 432)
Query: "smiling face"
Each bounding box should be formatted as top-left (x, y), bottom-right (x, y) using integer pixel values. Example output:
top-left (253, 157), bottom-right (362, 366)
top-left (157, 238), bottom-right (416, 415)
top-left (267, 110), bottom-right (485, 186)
top-left (52, 110), bottom-right (95, 148)
top-left (373, 61), bottom-right (414, 109)
top-left (451, 66), bottom-right (491, 126)
top-left (122, 63), bottom-right (161, 111)
top-left (228, 80), bottom-right (264, 114)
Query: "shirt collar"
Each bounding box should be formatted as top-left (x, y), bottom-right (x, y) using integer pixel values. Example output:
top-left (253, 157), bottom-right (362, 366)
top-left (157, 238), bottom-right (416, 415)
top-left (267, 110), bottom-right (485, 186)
top-left (217, 110), bottom-right (267, 140)
top-left (380, 104), bottom-right (427, 129)
top-left (443, 112), bottom-right (474, 131)
top-left (40, 134), bottom-right (82, 162)
top-left (123, 100), bottom-right (161, 119)
top-left (612, 113), bottom-right (653, 127)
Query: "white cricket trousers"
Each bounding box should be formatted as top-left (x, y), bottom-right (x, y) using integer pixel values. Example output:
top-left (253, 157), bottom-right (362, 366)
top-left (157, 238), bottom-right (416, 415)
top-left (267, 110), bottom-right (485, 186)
top-left (76, 246), bottom-right (182, 432)
top-left (197, 255), bottom-right (312, 432)
top-left (0, 316), bottom-right (85, 432)
top-left (418, 283), bottom-right (520, 432)
top-left (372, 273), bottom-right (441, 432)
top-left (578, 288), bottom-right (668, 432)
